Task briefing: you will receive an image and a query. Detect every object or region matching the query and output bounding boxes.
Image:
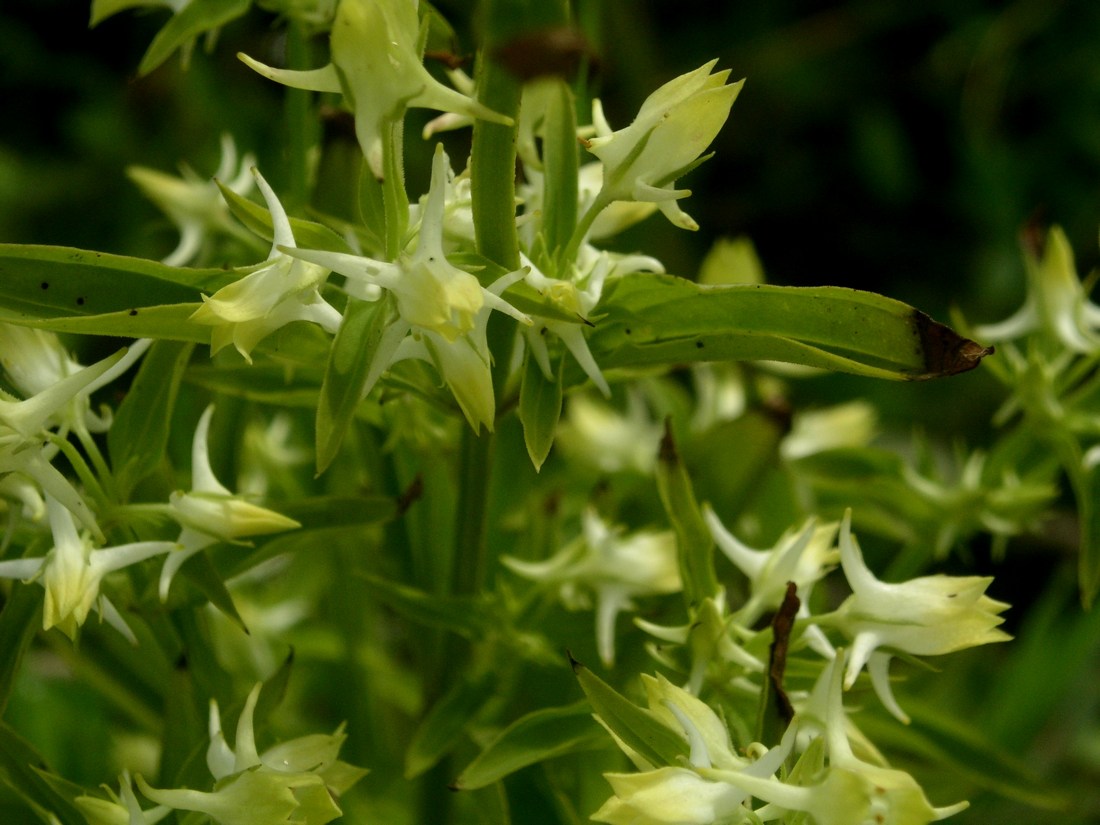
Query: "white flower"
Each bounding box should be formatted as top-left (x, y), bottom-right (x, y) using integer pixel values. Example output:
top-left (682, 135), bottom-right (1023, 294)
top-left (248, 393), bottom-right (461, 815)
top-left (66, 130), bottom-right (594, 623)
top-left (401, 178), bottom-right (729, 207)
top-left (705, 507), bottom-right (839, 648)
top-left (190, 168), bottom-right (340, 362)
top-left (127, 134), bottom-right (256, 266)
top-left (161, 406), bottom-right (300, 599)
top-left (0, 338), bottom-right (150, 537)
top-left (829, 510), bottom-right (1011, 721)
top-left (239, 0), bottom-right (510, 174)
top-left (585, 61), bottom-right (743, 231)
top-left (0, 496), bottom-right (175, 642)
top-left (502, 509), bottom-right (680, 665)
top-left (287, 145), bottom-right (531, 432)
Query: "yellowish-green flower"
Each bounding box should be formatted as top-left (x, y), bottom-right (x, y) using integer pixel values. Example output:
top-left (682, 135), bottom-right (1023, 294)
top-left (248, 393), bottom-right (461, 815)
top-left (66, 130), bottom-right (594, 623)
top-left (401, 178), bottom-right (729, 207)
top-left (585, 61), bottom-right (743, 231)
top-left (0, 496), bottom-right (175, 642)
top-left (973, 225), bottom-right (1100, 354)
top-left (829, 510), bottom-right (1011, 721)
top-left (136, 682), bottom-right (364, 825)
top-left (161, 406), bottom-right (300, 598)
top-left (287, 145), bottom-right (531, 432)
top-left (239, 0), bottom-right (510, 173)
top-left (127, 134), bottom-right (256, 266)
top-left (503, 509), bottom-right (680, 665)
top-left (190, 168), bottom-right (340, 362)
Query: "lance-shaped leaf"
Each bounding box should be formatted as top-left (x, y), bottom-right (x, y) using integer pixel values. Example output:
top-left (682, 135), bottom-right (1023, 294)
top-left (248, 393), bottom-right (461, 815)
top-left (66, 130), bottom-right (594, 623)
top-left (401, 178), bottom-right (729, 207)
top-left (571, 655), bottom-right (688, 769)
top-left (519, 350), bottom-right (564, 470)
top-left (453, 702), bottom-right (606, 790)
top-left (656, 421), bottom-right (719, 605)
top-left (581, 275), bottom-right (991, 382)
top-left (0, 244), bottom-right (232, 318)
top-left (109, 339), bottom-right (194, 499)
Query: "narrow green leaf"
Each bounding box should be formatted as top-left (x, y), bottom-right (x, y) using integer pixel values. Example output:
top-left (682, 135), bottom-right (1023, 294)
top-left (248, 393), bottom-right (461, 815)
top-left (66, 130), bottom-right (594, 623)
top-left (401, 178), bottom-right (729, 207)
top-left (571, 656), bottom-right (687, 768)
top-left (542, 79), bottom-right (579, 261)
top-left (0, 584), bottom-right (41, 718)
top-left (860, 703), bottom-right (1066, 810)
top-left (5, 304), bottom-right (209, 343)
top-left (406, 672), bottom-right (493, 779)
top-left (583, 276), bottom-right (991, 382)
top-left (109, 340), bottom-right (194, 499)
top-left (519, 352), bottom-right (563, 470)
top-left (316, 297), bottom-right (391, 474)
top-left (137, 0), bottom-right (251, 76)
top-left (216, 181), bottom-right (355, 254)
top-left (656, 421), bottom-right (719, 604)
top-left (0, 244), bottom-right (231, 318)
top-left (454, 702), bottom-right (605, 790)
top-left (358, 574), bottom-right (496, 639)
top-left (174, 550), bottom-right (248, 633)
top-left (0, 724), bottom-right (84, 825)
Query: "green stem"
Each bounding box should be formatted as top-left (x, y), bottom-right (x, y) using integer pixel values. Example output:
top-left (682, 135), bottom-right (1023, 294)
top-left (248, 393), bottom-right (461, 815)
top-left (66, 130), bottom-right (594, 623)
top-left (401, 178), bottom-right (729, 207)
top-left (284, 22), bottom-right (317, 209)
top-left (452, 427), bottom-right (495, 597)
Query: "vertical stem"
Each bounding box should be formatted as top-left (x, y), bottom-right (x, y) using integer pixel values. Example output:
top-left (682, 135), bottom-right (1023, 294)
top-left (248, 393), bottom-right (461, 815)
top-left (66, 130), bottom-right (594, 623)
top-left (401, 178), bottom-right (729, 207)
top-left (284, 22), bottom-right (316, 209)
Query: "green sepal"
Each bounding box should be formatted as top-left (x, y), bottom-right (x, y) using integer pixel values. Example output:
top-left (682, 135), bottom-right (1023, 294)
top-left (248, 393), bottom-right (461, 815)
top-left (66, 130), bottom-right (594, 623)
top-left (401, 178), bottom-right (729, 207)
top-left (453, 701), bottom-right (606, 790)
top-left (583, 276), bottom-right (991, 382)
top-left (405, 671), bottom-right (494, 779)
top-left (136, 0), bottom-right (252, 76)
top-left (519, 350), bottom-right (564, 470)
top-left (571, 655), bottom-right (687, 768)
top-left (656, 421), bottom-right (720, 604)
top-left (316, 296), bottom-right (392, 474)
top-left (217, 181), bottom-right (355, 254)
top-left (108, 340), bottom-right (194, 499)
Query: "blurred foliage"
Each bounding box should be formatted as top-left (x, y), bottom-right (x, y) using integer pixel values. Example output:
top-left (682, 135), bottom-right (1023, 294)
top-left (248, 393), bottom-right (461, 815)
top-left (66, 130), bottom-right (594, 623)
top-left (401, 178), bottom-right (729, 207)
top-left (1, 2), bottom-right (1099, 824)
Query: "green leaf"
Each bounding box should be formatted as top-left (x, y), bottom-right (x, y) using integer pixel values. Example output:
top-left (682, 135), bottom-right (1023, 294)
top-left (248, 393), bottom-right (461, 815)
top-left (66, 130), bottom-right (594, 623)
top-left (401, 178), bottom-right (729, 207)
top-left (519, 351), bottom-right (563, 470)
top-left (109, 340), bottom-right (194, 499)
top-left (1076, 457), bottom-right (1100, 607)
top-left (137, 0), bottom-right (252, 76)
top-left (0, 584), bottom-right (41, 718)
top-left (571, 656), bottom-right (687, 768)
top-left (0, 244), bottom-right (231, 319)
top-left (656, 421), bottom-right (719, 604)
top-left (5, 304), bottom-right (209, 343)
top-left (0, 724), bottom-right (85, 825)
top-left (316, 297), bottom-right (392, 474)
top-left (217, 181), bottom-right (355, 254)
top-left (453, 702), bottom-right (606, 790)
top-left (358, 574), bottom-right (496, 639)
top-left (860, 702), bottom-right (1066, 810)
top-left (174, 549), bottom-right (248, 633)
top-left (583, 276), bottom-right (991, 382)
top-left (541, 80), bottom-right (579, 262)
top-left (406, 672), bottom-right (493, 779)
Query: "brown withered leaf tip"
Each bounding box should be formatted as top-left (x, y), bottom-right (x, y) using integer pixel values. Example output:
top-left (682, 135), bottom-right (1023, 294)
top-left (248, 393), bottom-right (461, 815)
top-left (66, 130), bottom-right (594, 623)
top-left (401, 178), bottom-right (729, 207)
top-left (492, 26), bottom-right (597, 82)
top-left (912, 310), bottom-right (994, 379)
top-left (767, 582), bottom-right (800, 726)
